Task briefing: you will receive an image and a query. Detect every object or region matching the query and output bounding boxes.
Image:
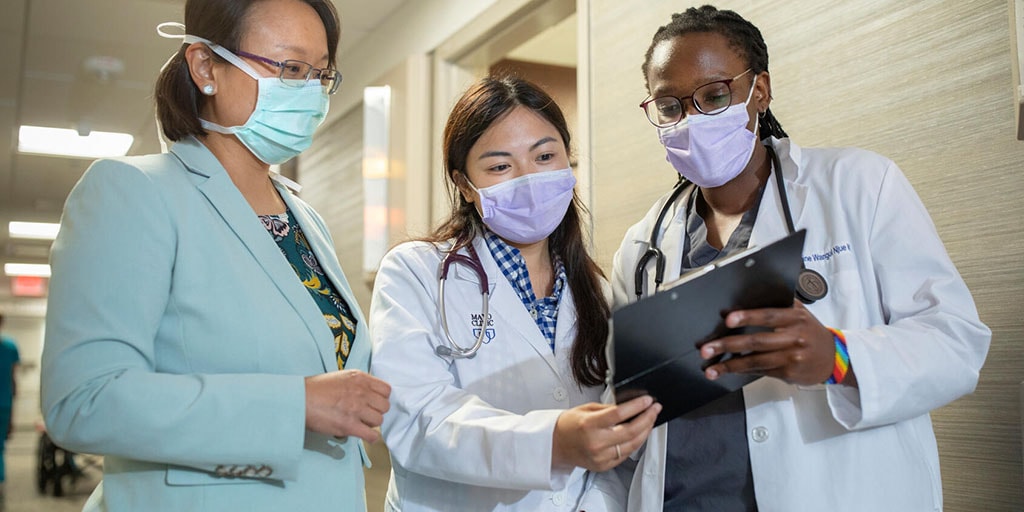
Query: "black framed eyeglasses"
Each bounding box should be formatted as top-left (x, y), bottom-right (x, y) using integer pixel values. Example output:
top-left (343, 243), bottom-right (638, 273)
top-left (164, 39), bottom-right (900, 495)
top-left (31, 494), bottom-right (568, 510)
top-left (640, 68), bottom-right (752, 127)
top-left (235, 49), bottom-right (343, 95)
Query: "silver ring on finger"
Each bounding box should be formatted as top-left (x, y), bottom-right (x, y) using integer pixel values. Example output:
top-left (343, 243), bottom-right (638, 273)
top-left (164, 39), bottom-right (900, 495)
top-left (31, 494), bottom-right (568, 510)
top-left (615, 444), bottom-right (622, 459)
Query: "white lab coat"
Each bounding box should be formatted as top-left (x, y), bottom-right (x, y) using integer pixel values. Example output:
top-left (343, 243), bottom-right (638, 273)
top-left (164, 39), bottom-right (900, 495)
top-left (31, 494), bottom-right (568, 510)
top-left (370, 236), bottom-right (623, 511)
top-left (610, 138), bottom-right (991, 512)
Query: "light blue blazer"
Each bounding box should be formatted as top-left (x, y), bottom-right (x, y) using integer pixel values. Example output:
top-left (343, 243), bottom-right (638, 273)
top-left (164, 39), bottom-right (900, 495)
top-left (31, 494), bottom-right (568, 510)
top-left (41, 137), bottom-right (372, 511)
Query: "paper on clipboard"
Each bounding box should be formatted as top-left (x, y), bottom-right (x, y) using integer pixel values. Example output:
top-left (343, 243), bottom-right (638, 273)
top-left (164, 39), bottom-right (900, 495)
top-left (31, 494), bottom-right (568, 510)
top-left (609, 229), bottom-right (807, 425)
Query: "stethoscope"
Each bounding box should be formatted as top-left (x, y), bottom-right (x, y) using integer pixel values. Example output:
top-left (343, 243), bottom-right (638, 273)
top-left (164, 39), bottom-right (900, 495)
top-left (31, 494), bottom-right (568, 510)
top-left (435, 241), bottom-right (491, 359)
top-left (434, 239), bottom-right (598, 506)
top-left (634, 144), bottom-right (828, 304)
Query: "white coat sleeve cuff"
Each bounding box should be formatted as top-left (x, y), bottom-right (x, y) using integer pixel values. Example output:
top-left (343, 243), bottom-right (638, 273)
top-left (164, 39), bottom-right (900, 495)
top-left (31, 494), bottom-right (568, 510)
top-left (824, 330), bottom-right (870, 430)
top-left (520, 409), bottom-right (573, 491)
top-left (825, 383), bottom-right (864, 429)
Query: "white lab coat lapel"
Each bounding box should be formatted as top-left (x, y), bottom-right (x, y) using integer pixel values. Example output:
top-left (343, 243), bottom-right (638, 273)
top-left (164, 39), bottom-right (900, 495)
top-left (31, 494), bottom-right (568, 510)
top-left (458, 236), bottom-right (565, 377)
top-left (658, 188), bottom-right (689, 287)
top-left (552, 282), bottom-right (577, 367)
top-left (750, 139), bottom-right (809, 248)
top-left (170, 138), bottom-right (332, 372)
top-left (447, 240), bottom-right (497, 296)
top-left (634, 187), bottom-right (690, 297)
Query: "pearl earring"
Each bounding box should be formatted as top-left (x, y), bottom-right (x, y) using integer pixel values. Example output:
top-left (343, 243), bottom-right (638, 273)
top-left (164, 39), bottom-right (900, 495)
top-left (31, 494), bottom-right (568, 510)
top-left (202, 84), bottom-right (215, 95)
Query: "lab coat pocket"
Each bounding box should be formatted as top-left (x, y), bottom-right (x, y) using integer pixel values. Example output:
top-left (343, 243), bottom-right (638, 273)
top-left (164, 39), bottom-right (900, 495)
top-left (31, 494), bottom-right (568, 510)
top-left (900, 421), bottom-right (942, 509)
top-left (165, 465), bottom-right (261, 486)
top-left (806, 268), bottom-right (868, 328)
top-left (796, 269), bottom-right (861, 392)
top-left (790, 384), bottom-right (848, 443)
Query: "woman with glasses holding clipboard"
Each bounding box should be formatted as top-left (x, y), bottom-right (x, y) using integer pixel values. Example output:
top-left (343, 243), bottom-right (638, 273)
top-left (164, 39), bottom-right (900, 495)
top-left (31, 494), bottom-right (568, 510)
top-left (610, 5), bottom-right (990, 512)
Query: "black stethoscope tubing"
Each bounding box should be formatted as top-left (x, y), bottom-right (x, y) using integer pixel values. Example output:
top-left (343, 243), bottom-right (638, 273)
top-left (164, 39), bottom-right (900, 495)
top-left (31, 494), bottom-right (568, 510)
top-left (634, 144), bottom-right (828, 303)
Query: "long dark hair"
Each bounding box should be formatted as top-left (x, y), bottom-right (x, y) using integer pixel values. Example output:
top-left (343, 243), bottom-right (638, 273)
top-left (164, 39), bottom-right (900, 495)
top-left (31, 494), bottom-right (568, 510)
top-left (429, 75), bottom-right (609, 387)
top-left (642, 5), bottom-right (788, 139)
top-left (154, 0), bottom-right (340, 141)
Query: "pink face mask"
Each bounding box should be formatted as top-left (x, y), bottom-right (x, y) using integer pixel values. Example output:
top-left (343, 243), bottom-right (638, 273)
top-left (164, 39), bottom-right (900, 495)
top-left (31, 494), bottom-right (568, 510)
top-left (467, 168), bottom-right (576, 244)
top-left (657, 76), bottom-right (759, 188)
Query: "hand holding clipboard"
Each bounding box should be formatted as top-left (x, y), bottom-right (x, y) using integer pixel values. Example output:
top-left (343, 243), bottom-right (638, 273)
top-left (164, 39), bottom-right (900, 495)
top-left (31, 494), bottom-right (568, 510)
top-left (608, 229), bottom-right (811, 426)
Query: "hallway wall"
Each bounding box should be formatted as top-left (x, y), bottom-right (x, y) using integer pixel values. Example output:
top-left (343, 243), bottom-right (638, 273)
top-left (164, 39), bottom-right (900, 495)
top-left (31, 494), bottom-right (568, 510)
top-left (3, 314), bottom-right (44, 432)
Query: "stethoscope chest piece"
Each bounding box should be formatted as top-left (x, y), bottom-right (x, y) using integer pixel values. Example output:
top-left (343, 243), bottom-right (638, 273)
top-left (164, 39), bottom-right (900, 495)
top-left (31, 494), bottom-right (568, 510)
top-left (795, 267), bottom-right (828, 304)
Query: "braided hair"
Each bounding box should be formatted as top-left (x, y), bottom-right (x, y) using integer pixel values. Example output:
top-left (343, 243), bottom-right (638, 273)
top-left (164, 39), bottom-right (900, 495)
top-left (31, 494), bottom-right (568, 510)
top-left (642, 5), bottom-right (788, 139)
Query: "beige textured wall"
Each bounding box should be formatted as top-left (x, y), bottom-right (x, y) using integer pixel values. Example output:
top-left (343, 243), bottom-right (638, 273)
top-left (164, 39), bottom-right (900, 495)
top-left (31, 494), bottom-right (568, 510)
top-left (490, 59), bottom-right (579, 148)
top-left (299, 96), bottom-right (396, 512)
top-left (301, 57), bottom-right (432, 510)
top-left (589, 1), bottom-right (1024, 510)
top-left (298, 107), bottom-right (368, 310)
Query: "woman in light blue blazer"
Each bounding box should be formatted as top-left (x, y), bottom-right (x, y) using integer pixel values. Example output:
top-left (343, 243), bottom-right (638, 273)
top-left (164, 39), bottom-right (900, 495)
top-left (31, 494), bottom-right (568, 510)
top-left (40, 0), bottom-right (390, 510)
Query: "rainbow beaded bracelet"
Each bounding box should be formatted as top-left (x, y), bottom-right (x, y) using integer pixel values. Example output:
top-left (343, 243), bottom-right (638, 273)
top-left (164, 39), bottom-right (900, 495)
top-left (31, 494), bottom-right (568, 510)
top-left (824, 327), bottom-right (850, 385)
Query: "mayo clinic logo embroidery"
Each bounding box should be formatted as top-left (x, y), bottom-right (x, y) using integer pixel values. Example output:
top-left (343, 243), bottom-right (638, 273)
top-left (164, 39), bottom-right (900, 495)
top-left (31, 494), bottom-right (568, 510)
top-left (803, 242), bottom-right (852, 263)
top-left (470, 313), bottom-right (496, 344)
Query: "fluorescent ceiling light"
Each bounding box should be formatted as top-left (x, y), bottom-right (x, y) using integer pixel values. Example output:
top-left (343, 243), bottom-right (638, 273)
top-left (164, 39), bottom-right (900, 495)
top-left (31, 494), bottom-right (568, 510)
top-left (4, 263), bottom-right (51, 277)
top-left (9, 221), bottom-right (60, 240)
top-left (18, 125), bottom-right (133, 158)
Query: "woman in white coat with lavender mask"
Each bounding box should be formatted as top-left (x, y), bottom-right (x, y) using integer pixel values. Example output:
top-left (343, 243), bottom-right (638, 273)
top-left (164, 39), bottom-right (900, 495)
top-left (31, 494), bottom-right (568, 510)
top-left (370, 76), bottom-right (660, 511)
top-left (612, 5), bottom-right (991, 512)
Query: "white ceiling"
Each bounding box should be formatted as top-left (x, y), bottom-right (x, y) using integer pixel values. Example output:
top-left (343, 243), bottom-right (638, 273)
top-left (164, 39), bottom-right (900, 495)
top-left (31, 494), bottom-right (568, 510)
top-left (507, 12), bottom-right (576, 68)
top-left (0, 0), bottom-right (574, 315)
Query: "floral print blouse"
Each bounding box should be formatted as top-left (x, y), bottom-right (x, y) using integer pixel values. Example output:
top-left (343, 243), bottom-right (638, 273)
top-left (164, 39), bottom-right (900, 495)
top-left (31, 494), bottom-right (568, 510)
top-left (259, 210), bottom-right (356, 370)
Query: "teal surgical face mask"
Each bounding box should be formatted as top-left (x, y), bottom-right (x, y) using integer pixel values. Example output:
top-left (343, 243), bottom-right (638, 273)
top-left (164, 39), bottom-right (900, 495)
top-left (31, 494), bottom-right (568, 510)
top-left (183, 35), bottom-right (330, 165)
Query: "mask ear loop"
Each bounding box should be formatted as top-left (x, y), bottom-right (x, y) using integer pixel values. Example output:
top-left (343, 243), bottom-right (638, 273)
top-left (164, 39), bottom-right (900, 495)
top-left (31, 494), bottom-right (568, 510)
top-left (152, 22), bottom-right (273, 156)
top-left (742, 74), bottom-right (759, 105)
top-left (744, 76), bottom-right (761, 143)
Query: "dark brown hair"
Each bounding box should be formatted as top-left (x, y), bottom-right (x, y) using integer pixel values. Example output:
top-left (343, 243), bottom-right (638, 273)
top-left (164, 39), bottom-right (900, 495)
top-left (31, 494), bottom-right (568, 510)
top-left (430, 75), bottom-right (610, 387)
top-left (643, 5), bottom-right (788, 139)
top-left (155, 0), bottom-right (340, 141)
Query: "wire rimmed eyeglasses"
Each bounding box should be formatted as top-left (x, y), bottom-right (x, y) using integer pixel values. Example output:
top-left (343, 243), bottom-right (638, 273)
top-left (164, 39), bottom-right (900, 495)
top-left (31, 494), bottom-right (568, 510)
top-left (640, 68), bottom-right (752, 127)
top-left (234, 49), bottom-right (343, 95)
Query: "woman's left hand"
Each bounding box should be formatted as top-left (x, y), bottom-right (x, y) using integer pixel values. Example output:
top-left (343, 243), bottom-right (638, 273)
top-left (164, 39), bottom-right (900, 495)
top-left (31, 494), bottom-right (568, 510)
top-left (552, 395), bottom-right (661, 473)
top-left (699, 300), bottom-right (836, 386)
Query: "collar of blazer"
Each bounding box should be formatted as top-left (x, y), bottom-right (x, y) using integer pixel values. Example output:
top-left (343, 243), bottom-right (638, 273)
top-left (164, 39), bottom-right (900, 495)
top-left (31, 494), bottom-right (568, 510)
top-left (168, 136), bottom-right (339, 372)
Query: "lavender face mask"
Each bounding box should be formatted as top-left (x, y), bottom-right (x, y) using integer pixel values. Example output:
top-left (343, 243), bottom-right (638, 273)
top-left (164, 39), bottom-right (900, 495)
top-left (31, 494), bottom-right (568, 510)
top-left (468, 167), bottom-right (576, 244)
top-left (658, 76), bottom-right (759, 188)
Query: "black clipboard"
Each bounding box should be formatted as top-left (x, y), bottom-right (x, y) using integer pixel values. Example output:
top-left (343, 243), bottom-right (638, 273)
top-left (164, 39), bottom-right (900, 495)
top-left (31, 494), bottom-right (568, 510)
top-left (610, 229), bottom-right (807, 426)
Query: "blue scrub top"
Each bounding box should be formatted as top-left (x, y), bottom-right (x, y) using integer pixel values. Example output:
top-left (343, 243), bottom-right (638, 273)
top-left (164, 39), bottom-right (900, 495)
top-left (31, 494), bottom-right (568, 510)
top-left (0, 336), bottom-right (20, 408)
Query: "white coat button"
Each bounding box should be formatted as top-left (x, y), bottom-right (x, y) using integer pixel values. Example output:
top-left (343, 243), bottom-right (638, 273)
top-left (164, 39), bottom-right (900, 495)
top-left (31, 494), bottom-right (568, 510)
top-left (552, 386), bottom-right (568, 401)
top-left (751, 426), bottom-right (769, 442)
top-left (551, 491), bottom-right (566, 506)
top-left (530, 308), bottom-right (538, 319)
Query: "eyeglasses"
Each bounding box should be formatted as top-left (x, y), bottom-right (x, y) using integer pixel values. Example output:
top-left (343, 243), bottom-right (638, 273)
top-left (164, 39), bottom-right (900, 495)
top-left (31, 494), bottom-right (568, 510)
top-left (234, 49), bottom-right (343, 95)
top-left (640, 69), bottom-right (752, 127)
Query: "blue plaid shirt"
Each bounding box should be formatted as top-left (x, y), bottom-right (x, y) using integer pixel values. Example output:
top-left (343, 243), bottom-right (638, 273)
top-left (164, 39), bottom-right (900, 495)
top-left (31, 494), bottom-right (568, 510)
top-left (483, 232), bottom-right (566, 352)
